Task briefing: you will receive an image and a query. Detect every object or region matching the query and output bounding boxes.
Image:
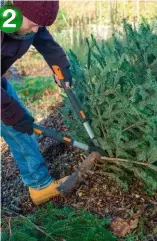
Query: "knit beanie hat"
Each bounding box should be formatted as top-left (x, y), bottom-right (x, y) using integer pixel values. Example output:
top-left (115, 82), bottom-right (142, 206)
top-left (13, 0), bottom-right (59, 26)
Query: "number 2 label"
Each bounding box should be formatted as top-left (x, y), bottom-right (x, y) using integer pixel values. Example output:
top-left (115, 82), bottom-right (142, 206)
top-left (0, 5), bottom-right (23, 33)
top-left (3, 9), bottom-right (16, 28)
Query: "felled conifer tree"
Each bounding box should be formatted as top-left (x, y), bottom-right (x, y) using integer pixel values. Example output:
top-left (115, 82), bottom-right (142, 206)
top-left (61, 20), bottom-right (157, 191)
top-left (2, 204), bottom-right (116, 241)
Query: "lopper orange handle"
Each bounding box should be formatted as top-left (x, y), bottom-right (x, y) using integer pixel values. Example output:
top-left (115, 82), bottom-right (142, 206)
top-left (52, 65), bottom-right (64, 81)
top-left (52, 65), bottom-right (87, 122)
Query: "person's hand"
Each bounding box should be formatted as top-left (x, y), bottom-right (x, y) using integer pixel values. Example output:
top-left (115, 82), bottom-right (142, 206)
top-left (54, 67), bottom-right (72, 88)
top-left (12, 113), bottom-right (34, 135)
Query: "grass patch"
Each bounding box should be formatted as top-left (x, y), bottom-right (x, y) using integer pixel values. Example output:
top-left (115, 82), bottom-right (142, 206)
top-left (12, 76), bottom-right (57, 104)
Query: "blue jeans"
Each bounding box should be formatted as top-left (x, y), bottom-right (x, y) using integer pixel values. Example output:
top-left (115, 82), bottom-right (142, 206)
top-left (1, 81), bottom-right (53, 189)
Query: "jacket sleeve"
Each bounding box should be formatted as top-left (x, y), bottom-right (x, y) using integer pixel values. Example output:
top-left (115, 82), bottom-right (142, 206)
top-left (1, 33), bottom-right (26, 125)
top-left (1, 77), bottom-right (25, 126)
top-left (32, 27), bottom-right (70, 70)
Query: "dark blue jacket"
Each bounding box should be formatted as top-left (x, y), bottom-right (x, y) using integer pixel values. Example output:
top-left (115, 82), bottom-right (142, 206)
top-left (1, 27), bottom-right (69, 125)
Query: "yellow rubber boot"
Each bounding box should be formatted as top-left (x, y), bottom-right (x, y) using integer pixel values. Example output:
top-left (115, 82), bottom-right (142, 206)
top-left (29, 176), bottom-right (68, 205)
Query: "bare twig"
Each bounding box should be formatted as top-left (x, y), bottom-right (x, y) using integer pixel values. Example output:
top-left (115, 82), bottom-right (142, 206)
top-left (122, 120), bottom-right (146, 132)
top-left (100, 156), bottom-right (147, 165)
top-left (99, 156), bottom-right (157, 172)
top-left (8, 217), bottom-right (12, 236)
top-left (23, 218), bottom-right (56, 241)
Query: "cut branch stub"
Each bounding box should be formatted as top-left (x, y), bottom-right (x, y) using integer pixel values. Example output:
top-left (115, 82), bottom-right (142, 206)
top-left (58, 152), bottom-right (101, 195)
